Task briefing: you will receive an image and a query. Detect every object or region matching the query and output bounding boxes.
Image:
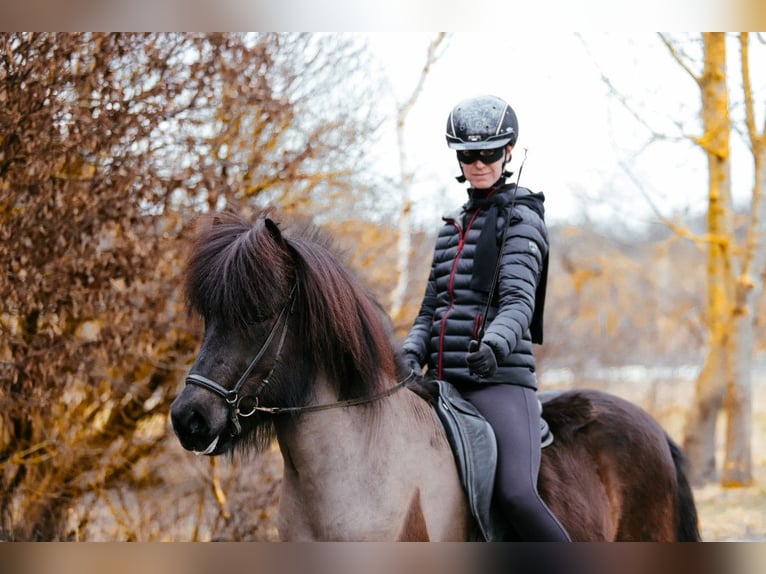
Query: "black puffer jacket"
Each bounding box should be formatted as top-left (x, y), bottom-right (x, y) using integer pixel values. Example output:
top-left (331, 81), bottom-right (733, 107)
top-left (403, 182), bottom-right (548, 389)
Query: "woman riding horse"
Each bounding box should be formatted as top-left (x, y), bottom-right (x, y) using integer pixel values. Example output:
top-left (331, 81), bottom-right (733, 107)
top-left (170, 209), bottom-right (700, 541)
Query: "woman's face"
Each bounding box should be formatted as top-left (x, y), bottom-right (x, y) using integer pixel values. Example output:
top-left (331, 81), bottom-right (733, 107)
top-left (459, 144), bottom-right (513, 189)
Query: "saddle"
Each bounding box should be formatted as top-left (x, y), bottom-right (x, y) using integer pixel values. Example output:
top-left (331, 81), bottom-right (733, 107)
top-left (422, 378), bottom-right (553, 542)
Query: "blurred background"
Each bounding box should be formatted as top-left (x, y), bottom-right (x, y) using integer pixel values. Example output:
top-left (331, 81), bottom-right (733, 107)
top-left (1, 32), bottom-right (765, 541)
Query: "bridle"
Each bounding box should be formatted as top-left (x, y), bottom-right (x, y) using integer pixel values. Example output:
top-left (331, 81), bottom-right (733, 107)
top-left (185, 285), bottom-right (297, 436)
top-left (184, 283), bottom-right (414, 436)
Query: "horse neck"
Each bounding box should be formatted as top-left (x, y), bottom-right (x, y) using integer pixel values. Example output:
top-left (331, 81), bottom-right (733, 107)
top-left (274, 373), bottom-right (413, 475)
top-left (273, 374), bottom-right (468, 541)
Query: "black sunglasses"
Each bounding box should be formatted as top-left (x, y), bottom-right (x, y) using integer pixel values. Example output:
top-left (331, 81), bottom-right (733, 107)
top-left (456, 147), bottom-right (506, 164)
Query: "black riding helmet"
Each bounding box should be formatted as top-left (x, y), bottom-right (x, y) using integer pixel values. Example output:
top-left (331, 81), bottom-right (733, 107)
top-left (446, 95), bottom-right (518, 150)
top-left (447, 95), bottom-right (518, 183)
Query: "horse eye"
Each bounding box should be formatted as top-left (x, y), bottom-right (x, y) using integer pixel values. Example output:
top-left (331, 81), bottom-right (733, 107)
top-left (244, 312), bottom-right (269, 325)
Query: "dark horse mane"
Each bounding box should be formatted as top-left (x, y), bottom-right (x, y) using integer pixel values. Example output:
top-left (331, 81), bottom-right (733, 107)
top-left (184, 208), bottom-right (399, 404)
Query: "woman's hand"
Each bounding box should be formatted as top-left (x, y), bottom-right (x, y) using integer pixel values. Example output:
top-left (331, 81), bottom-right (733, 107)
top-left (467, 341), bottom-right (498, 378)
top-left (404, 352), bottom-right (422, 375)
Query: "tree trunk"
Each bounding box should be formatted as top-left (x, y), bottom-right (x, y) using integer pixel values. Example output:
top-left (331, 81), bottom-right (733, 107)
top-left (684, 345), bottom-right (725, 484)
top-left (725, 307), bottom-right (754, 486)
top-left (684, 33), bottom-right (734, 483)
top-left (389, 116), bottom-right (413, 323)
top-left (721, 33), bottom-right (765, 486)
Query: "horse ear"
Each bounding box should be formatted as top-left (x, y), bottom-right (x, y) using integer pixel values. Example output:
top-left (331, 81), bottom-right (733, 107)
top-left (264, 218), bottom-right (286, 246)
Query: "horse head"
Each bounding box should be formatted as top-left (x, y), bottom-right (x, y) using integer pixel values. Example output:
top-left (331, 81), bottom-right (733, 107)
top-left (170, 210), bottom-right (305, 456)
top-left (170, 209), bottom-right (399, 457)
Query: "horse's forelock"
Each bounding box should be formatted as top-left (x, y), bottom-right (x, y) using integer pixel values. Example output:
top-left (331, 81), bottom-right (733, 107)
top-left (185, 211), bottom-right (291, 329)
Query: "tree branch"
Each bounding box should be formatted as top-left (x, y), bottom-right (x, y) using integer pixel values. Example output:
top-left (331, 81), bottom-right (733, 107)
top-left (739, 33), bottom-right (759, 148)
top-left (658, 33), bottom-right (702, 87)
top-left (397, 33), bottom-right (450, 124)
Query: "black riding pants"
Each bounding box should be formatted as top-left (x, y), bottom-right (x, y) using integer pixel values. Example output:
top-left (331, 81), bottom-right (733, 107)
top-left (459, 383), bottom-right (571, 541)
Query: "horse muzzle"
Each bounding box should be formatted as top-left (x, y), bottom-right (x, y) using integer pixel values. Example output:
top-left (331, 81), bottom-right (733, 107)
top-left (170, 387), bottom-right (232, 456)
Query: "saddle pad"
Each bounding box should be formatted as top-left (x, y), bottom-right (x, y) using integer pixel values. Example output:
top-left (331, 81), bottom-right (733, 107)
top-left (430, 379), bottom-right (510, 542)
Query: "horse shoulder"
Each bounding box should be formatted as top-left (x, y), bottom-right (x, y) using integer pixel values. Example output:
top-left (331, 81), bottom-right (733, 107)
top-left (391, 388), bottom-right (472, 540)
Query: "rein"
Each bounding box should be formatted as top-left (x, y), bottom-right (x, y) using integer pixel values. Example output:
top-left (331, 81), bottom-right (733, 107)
top-left (251, 370), bottom-right (417, 415)
top-left (185, 283), bottom-right (415, 433)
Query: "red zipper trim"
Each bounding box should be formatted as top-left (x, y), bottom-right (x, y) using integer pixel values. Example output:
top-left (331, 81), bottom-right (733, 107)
top-left (437, 209), bottom-right (481, 378)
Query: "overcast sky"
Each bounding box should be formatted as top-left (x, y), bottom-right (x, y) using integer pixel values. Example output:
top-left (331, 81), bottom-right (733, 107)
top-left (365, 32), bottom-right (762, 229)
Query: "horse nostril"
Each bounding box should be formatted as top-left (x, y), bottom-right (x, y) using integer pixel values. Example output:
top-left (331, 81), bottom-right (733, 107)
top-left (171, 404), bottom-right (210, 440)
top-left (187, 410), bottom-right (209, 437)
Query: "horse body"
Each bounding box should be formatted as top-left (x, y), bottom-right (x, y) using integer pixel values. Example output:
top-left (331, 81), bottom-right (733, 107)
top-left (170, 209), bottom-right (700, 542)
top-left (537, 389), bottom-right (680, 541)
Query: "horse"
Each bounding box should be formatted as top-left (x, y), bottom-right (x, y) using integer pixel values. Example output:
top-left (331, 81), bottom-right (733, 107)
top-left (170, 208), bottom-right (701, 542)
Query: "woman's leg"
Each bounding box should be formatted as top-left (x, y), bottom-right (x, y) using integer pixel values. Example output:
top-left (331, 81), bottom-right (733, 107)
top-left (461, 384), bottom-right (571, 541)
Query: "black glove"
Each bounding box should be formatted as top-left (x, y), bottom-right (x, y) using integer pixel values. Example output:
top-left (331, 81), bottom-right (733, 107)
top-left (467, 341), bottom-right (497, 378)
top-left (403, 352), bottom-right (422, 375)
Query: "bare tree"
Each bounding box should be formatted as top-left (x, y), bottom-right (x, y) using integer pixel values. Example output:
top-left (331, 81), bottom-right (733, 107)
top-left (0, 32), bottom-right (383, 540)
top-left (580, 32), bottom-right (764, 485)
top-left (723, 32), bottom-right (766, 486)
top-left (661, 33), bottom-right (734, 483)
top-left (388, 33), bottom-right (449, 325)
top-left (659, 32), bottom-right (763, 485)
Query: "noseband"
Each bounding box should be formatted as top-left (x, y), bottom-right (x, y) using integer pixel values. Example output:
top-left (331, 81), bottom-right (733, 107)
top-left (185, 285), bottom-right (297, 436)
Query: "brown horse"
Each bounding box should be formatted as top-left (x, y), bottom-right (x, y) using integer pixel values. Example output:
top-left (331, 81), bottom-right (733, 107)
top-left (170, 209), bottom-right (700, 541)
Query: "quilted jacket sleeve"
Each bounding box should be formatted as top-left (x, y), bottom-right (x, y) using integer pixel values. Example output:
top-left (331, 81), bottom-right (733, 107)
top-left (481, 202), bottom-right (548, 361)
top-left (402, 262), bottom-right (437, 363)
